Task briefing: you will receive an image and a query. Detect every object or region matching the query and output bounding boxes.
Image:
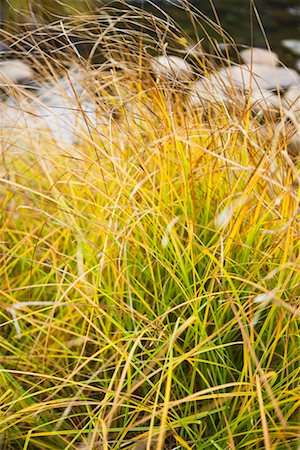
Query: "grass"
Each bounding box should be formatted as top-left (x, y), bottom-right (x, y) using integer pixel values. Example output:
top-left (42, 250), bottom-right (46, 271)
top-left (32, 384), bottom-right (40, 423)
top-left (0, 2), bottom-right (300, 449)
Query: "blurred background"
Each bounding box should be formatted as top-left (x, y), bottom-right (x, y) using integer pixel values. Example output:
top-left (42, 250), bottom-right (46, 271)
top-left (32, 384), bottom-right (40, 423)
top-left (1, 0), bottom-right (299, 68)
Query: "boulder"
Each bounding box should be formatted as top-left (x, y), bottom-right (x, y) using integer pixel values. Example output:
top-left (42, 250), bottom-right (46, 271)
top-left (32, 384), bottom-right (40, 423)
top-left (33, 68), bottom-right (97, 143)
top-left (250, 89), bottom-right (281, 111)
top-left (288, 132), bottom-right (300, 157)
top-left (240, 48), bottom-right (279, 66)
top-left (189, 71), bottom-right (284, 112)
top-left (258, 123), bottom-right (300, 158)
top-left (281, 39), bottom-right (300, 56)
top-left (284, 85), bottom-right (300, 114)
top-left (0, 41), bottom-right (8, 53)
top-left (0, 68), bottom-right (99, 148)
top-left (287, 7), bottom-right (300, 17)
top-left (189, 75), bottom-right (229, 107)
top-left (151, 55), bottom-right (193, 81)
top-left (281, 124), bottom-right (300, 157)
top-left (0, 59), bottom-right (33, 84)
top-left (0, 102), bottom-right (29, 129)
top-left (217, 63), bottom-right (300, 92)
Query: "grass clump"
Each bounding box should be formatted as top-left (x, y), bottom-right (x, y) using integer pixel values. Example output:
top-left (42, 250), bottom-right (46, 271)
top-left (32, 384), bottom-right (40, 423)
top-left (0, 3), bottom-right (300, 449)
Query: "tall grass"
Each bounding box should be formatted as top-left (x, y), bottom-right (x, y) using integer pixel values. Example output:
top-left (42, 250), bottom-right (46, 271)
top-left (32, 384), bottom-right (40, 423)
top-left (0, 2), bottom-right (299, 449)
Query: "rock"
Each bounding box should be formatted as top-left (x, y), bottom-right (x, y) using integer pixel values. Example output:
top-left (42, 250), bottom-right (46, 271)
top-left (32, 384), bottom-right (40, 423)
top-left (190, 63), bottom-right (299, 113)
top-left (287, 7), bottom-right (300, 17)
top-left (0, 42), bottom-right (8, 53)
top-left (283, 124), bottom-right (300, 157)
top-left (0, 59), bottom-right (33, 84)
top-left (288, 132), bottom-right (300, 157)
top-left (217, 63), bottom-right (300, 92)
top-left (216, 42), bottom-right (232, 52)
top-left (258, 123), bottom-right (275, 141)
top-left (150, 55), bottom-right (193, 81)
top-left (281, 39), bottom-right (300, 56)
top-left (184, 42), bottom-right (205, 59)
top-left (189, 75), bottom-right (229, 107)
top-left (189, 70), bottom-right (285, 112)
top-left (240, 47), bottom-right (279, 66)
top-left (33, 68), bottom-right (97, 144)
top-left (250, 89), bottom-right (281, 112)
top-left (284, 85), bottom-right (300, 115)
top-left (0, 67), bottom-right (100, 149)
top-left (258, 123), bottom-right (300, 158)
top-left (0, 102), bottom-right (30, 129)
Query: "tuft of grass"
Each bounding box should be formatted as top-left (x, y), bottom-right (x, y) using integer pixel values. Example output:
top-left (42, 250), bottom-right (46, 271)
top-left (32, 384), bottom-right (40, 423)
top-left (0, 2), bottom-right (299, 449)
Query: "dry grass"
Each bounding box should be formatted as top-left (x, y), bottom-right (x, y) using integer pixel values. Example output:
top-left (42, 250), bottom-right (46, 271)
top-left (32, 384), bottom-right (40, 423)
top-left (0, 2), bottom-right (299, 449)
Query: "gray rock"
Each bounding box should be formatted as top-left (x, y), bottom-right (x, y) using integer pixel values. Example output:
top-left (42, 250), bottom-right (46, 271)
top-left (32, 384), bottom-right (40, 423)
top-left (216, 42), bottom-right (232, 52)
top-left (240, 48), bottom-right (279, 66)
top-left (217, 63), bottom-right (300, 91)
top-left (0, 59), bottom-right (33, 84)
top-left (34, 68), bottom-right (97, 144)
top-left (151, 55), bottom-right (193, 81)
top-left (0, 42), bottom-right (8, 53)
top-left (284, 85), bottom-right (300, 116)
top-left (189, 75), bottom-right (230, 107)
top-left (0, 67), bottom-right (99, 148)
top-left (283, 124), bottom-right (300, 157)
top-left (287, 7), bottom-right (300, 17)
top-left (190, 71), bottom-right (285, 112)
top-left (250, 89), bottom-right (281, 111)
top-left (288, 133), bottom-right (300, 157)
top-left (258, 123), bottom-right (300, 158)
top-left (0, 102), bottom-right (30, 129)
top-left (281, 40), bottom-right (300, 56)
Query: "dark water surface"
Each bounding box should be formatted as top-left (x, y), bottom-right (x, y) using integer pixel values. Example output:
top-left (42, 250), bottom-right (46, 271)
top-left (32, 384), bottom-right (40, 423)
top-left (1, 0), bottom-right (299, 66)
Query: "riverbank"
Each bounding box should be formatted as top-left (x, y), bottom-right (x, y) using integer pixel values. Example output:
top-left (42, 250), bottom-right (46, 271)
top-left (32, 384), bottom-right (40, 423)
top-left (1, 0), bottom-right (300, 69)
